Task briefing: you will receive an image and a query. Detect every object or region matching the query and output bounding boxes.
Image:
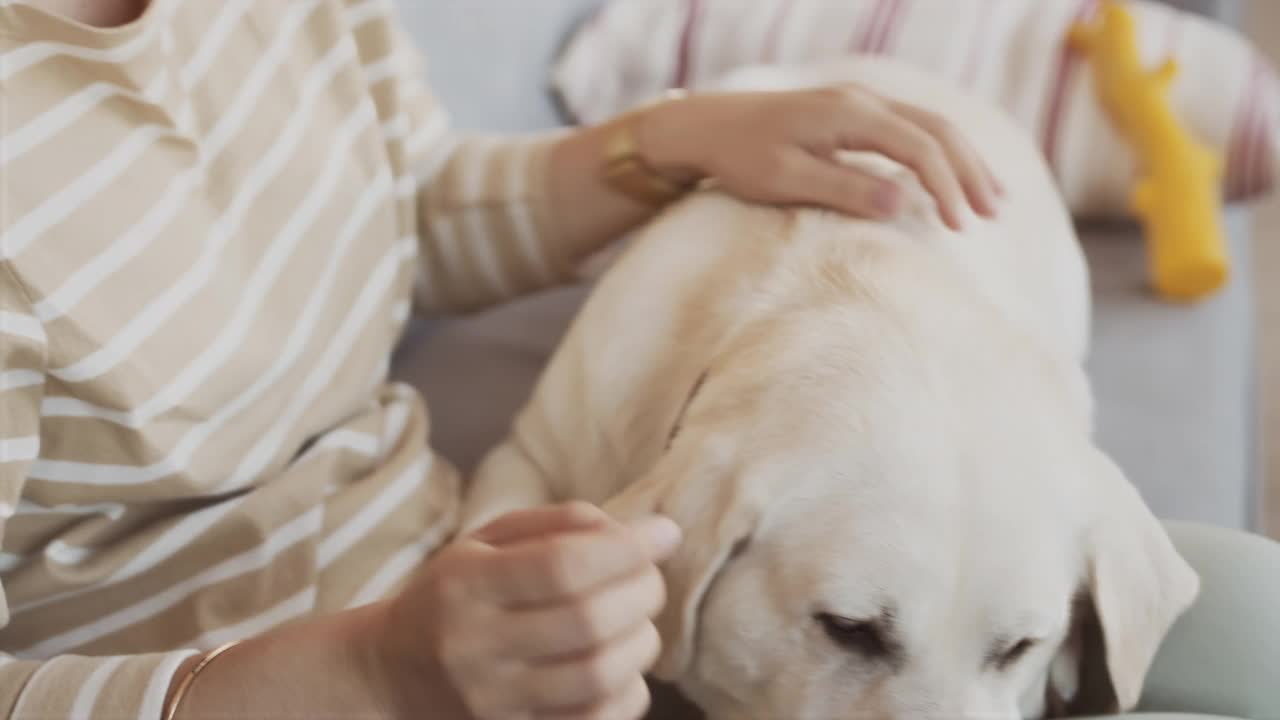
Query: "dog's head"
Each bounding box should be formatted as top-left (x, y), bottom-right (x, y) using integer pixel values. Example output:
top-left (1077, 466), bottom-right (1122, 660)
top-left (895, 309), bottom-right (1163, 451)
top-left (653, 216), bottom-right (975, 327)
top-left (605, 304), bottom-right (1198, 720)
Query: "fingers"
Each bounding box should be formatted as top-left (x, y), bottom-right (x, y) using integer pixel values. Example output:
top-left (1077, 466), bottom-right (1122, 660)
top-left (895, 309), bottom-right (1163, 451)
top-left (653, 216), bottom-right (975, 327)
top-left (814, 87), bottom-right (999, 229)
top-left (432, 563), bottom-right (666, 720)
top-left (525, 622), bottom-right (661, 713)
top-left (857, 109), bottom-right (970, 230)
top-left (986, 165), bottom-right (1006, 199)
top-left (501, 565), bottom-right (667, 659)
top-left (767, 150), bottom-right (904, 220)
top-left (887, 101), bottom-right (1002, 218)
top-left (623, 515), bottom-right (683, 562)
top-left (423, 505), bottom-right (677, 720)
top-left (662, 86), bottom-right (1003, 227)
top-left (470, 501), bottom-right (610, 546)
top-left (538, 676), bottom-right (652, 720)
top-left (470, 514), bottom-right (680, 608)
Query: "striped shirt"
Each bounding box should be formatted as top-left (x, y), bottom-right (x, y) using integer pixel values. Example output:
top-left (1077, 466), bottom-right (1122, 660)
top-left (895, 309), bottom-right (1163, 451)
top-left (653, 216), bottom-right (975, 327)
top-left (0, 0), bottom-right (576, 715)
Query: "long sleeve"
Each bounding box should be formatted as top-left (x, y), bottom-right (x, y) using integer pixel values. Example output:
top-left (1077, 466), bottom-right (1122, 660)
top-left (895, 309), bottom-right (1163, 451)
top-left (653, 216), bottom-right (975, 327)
top-left (345, 0), bottom-right (578, 315)
top-left (0, 268), bottom-right (198, 718)
top-left (417, 133), bottom-right (575, 314)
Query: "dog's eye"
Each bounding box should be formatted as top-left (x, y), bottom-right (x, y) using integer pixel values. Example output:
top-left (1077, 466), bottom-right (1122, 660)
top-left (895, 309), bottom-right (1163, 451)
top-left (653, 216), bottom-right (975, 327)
top-left (815, 612), bottom-right (890, 658)
top-left (997, 638), bottom-right (1037, 669)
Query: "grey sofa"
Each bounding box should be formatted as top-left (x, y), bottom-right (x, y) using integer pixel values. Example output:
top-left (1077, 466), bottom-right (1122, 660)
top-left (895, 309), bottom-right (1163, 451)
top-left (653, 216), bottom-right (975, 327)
top-left (391, 1), bottom-right (1278, 718)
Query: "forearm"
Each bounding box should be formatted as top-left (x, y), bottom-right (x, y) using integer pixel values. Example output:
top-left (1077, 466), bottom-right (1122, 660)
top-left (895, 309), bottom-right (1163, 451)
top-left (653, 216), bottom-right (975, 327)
top-left (414, 99), bottom-right (705, 313)
top-left (167, 602), bottom-right (448, 720)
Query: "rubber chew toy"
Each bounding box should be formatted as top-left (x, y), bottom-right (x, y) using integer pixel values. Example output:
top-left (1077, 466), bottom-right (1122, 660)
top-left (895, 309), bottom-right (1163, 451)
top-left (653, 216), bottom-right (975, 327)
top-left (1070, 0), bottom-right (1229, 302)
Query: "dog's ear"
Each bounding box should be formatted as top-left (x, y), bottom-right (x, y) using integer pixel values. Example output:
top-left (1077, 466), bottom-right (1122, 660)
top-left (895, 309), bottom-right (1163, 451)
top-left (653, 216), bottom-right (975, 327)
top-left (1052, 450), bottom-right (1200, 714)
top-left (603, 430), bottom-right (767, 681)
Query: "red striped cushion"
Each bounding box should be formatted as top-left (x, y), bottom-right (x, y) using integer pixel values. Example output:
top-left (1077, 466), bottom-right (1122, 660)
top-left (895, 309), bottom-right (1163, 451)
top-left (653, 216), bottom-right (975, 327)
top-left (553, 0), bottom-right (1279, 215)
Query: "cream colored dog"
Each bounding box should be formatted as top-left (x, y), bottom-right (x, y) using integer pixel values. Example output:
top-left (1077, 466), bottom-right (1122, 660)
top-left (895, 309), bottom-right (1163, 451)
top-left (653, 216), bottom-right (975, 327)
top-left (460, 57), bottom-right (1199, 719)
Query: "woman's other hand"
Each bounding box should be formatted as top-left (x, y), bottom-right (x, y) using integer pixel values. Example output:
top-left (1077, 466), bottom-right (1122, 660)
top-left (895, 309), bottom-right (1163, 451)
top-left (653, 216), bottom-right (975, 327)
top-left (379, 502), bottom-right (681, 720)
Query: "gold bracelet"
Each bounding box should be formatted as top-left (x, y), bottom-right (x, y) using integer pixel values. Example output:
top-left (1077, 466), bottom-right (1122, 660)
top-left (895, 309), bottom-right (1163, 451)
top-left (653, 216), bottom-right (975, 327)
top-left (601, 90), bottom-right (699, 207)
top-left (162, 641), bottom-right (241, 720)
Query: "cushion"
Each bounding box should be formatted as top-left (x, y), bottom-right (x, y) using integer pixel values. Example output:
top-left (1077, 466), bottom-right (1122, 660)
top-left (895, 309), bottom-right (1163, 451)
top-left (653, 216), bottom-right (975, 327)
top-left (398, 0), bottom-right (605, 132)
top-left (552, 0), bottom-right (1280, 217)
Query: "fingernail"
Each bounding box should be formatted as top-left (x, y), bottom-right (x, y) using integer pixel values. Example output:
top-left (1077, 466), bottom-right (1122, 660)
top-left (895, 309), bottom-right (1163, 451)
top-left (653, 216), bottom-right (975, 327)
top-left (630, 515), bottom-right (682, 556)
top-left (873, 182), bottom-right (901, 217)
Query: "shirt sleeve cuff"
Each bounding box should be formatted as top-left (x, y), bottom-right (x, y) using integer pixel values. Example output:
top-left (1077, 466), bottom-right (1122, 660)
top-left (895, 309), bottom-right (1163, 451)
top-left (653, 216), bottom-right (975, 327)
top-left (3, 650), bottom-right (197, 720)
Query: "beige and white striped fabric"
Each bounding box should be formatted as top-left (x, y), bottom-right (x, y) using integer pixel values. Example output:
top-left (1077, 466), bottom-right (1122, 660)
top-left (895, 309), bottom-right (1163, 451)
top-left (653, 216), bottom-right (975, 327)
top-left (0, 0), bottom-right (575, 715)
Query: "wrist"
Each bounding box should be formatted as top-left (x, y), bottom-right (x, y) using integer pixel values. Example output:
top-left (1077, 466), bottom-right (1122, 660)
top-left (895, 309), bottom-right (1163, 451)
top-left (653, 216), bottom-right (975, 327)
top-left (164, 604), bottom-right (414, 720)
top-left (163, 654), bottom-right (204, 719)
top-left (633, 93), bottom-right (706, 186)
top-left (367, 600), bottom-right (468, 720)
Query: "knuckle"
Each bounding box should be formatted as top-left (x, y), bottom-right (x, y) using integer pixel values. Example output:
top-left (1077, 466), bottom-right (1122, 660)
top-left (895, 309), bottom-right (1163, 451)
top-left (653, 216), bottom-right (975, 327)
top-left (557, 681), bottom-right (648, 720)
top-left (633, 625), bottom-right (662, 676)
top-left (823, 83), bottom-right (870, 106)
top-left (814, 85), bottom-right (852, 106)
top-left (464, 689), bottom-right (507, 720)
top-left (592, 681), bottom-right (650, 720)
top-left (912, 113), bottom-right (973, 164)
top-left (761, 152), bottom-right (802, 194)
top-left (630, 682), bottom-right (654, 720)
top-left (641, 621), bottom-right (662, 657)
top-left (539, 539), bottom-right (581, 591)
top-left (810, 87), bottom-right (862, 122)
top-left (760, 149), bottom-right (792, 176)
top-left (870, 107), bottom-right (905, 137)
top-left (435, 632), bottom-right (474, 671)
top-left (628, 568), bottom-right (665, 620)
top-left (931, 122), bottom-right (969, 158)
top-left (579, 655), bottom-right (623, 697)
top-left (567, 598), bottom-right (610, 643)
top-left (915, 137), bottom-right (950, 173)
top-left (559, 500), bottom-right (604, 524)
top-left (615, 534), bottom-right (648, 569)
top-left (841, 169), bottom-right (879, 197)
top-left (645, 568), bottom-right (668, 615)
top-left (461, 661), bottom-right (524, 719)
top-left (631, 685), bottom-right (654, 720)
top-left (577, 704), bottom-right (620, 720)
top-left (936, 120), bottom-right (964, 147)
top-left (916, 109), bottom-right (951, 134)
top-left (432, 571), bottom-right (467, 601)
top-left (425, 567), bottom-right (471, 608)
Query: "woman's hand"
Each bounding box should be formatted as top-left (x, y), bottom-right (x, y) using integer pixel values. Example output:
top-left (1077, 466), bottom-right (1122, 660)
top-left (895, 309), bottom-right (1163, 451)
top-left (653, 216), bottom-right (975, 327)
top-left (637, 85), bottom-right (1004, 231)
top-left (379, 502), bottom-right (681, 720)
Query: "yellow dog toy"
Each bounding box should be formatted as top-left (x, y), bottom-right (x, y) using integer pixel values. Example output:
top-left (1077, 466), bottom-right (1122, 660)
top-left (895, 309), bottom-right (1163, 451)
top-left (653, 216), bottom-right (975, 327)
top-left (1070, 0), bottom-right (1229, 302)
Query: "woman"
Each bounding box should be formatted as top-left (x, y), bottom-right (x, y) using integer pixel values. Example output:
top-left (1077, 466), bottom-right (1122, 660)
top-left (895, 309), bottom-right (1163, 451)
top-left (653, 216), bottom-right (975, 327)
top-left (0, 0), bottom-right (999, 717)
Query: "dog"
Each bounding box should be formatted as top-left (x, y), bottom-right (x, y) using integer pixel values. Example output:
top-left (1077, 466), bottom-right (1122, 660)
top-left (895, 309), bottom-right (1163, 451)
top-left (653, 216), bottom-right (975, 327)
top-left (459, 57), bottom-right (1199, 719)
